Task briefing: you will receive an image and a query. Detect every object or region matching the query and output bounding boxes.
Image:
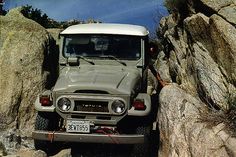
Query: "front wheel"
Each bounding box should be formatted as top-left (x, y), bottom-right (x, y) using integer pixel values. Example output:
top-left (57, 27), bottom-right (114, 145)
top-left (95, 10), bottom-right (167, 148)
top-left (34, 112), bottom-right (59, 153)
top-left (131, 125), bottom-right (157, 157)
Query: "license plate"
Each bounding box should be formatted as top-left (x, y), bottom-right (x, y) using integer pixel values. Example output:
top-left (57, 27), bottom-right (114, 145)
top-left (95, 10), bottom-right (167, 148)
top-left (66, 119), bottom-right (90, 133)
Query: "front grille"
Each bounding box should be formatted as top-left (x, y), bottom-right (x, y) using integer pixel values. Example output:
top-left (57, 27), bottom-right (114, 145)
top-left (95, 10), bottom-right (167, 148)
top-left (74, 100), bottom-right (109, 113)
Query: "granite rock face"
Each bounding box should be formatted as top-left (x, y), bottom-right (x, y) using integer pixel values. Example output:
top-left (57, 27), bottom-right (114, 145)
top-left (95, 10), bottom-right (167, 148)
top-left (0, 7), bottom-right (58, 156)
top-left (158, 85), bottom-right (236, 157)
top-left (157, 0), bottom-right (236, 156)
top-left (0, 7), bottom-right (57, 135)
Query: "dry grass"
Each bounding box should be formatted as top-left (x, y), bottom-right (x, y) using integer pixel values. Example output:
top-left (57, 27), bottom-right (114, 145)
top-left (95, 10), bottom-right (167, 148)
top-left (199, 109), bottom-right (236, 137)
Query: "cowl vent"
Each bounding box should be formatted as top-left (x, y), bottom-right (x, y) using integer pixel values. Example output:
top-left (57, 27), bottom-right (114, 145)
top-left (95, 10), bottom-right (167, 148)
top-left (74, 90), bottom-right (109, 94)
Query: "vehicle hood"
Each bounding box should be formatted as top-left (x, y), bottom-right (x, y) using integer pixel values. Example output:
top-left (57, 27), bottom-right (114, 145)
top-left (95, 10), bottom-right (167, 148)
top-left (53, 65), bottom-right (142, 95)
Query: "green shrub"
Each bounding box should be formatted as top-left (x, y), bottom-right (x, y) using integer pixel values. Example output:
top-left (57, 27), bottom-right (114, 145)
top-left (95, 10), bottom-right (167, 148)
top-left (164, 0), bottom-right (190, 23)
top-left (21, 5), bottom-right (52, 28)
top-left (164, 0), bottom-right (187, 13)
top-left (20, 5), bottom-right (99, 29)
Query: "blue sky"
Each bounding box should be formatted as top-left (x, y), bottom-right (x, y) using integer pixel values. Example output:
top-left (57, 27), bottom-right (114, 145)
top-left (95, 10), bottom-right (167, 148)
top-left (3, 0), bottom-right (168, 36)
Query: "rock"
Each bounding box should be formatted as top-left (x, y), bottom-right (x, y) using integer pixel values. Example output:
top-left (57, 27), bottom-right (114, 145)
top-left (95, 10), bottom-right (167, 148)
top-left (160, 12), bottom-right (235, 110)
top-left (158, 84), bottom-right (236, 157)
top-left (157, 0), bottom-right (236, 156)
top-left (158, 14), bottom-right (177, 38)
top-left (155, 51), bottom-right (172, 83)
top-left (32, 150), bottom-right (47, 157)
top-left (194, 0), bottom-right (236, 25)
top-left (184, 13), bottom-right (213, 53)
top-left (228, 84), bottom-right (236, 107)
top-left (183, 13), bottom-right (236, 88)
top-left (52, 148), bottom-right (71, 157)
top-left (191, 42), bottom-right (229, 110)
top-left (200, 0), bottom-right (234, 12)
top-left (209, 14), bottom-right (236, 85)
top-left (0, 7), bottom-right (56, 135)
top-left (219, 5), bottom-right (236, 25)
top-left (184, 13), bottom-right (210, 41)
top-left (0, 141), bottom-right (7, 156)
top-left (161, 28), bottom-right (197, 95)
top-left (0, 129), bottom-right (34, 156)
top-left (4, 149), bottom-right (47, 157)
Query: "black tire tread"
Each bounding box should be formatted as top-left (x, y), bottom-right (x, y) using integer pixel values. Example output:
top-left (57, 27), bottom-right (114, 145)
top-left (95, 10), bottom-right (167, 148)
top-left (34, 112), bottom-right (59, 153)
top-left (131, 125), bottom-right (151, 157)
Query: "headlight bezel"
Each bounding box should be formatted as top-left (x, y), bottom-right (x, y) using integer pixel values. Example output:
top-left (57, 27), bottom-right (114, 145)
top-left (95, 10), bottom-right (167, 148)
top-left (57, 97), bottom-right (72, 111)
top-left (111, 99), bottom-right (126, 114)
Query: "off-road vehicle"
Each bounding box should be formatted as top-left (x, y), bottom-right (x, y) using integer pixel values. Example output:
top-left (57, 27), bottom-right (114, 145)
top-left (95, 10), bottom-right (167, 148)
top-left (32, 23), bottom-right (157, 156)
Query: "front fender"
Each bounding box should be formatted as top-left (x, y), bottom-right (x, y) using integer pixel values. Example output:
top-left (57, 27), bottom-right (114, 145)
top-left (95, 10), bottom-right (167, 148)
top-left (35, 90), bottom-right (55, 112)
top-left (128, 93), bottom-right (151, 116)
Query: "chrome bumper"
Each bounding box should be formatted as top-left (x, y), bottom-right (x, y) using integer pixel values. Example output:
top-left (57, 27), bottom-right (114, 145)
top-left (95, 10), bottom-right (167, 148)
top-left (32, 131), bottom-right (144, 144)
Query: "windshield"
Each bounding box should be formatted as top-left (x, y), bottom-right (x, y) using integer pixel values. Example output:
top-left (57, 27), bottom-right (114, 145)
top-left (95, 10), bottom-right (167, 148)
top-left (63, 35), bottom-right (141, 60)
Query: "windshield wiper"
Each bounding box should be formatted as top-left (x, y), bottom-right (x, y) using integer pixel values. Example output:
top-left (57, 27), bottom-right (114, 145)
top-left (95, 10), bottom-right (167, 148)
top-left (99, 55), bottom-right (127, 66)
top-left (77, 55), bottom-right (95, 65)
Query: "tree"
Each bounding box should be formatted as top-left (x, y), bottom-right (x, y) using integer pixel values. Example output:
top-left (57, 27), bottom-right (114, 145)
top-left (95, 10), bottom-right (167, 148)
top-left (0, 0), bottom-right (7, 15)
top-left (21, 5), bottom-right (51, 28)
top-left (164, 0), bottom-right (190, 23)
top-left (21, 5), bottom-right (100, 29)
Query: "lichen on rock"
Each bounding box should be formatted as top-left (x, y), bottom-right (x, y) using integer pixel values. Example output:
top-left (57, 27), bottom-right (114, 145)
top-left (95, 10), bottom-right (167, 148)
top-left (0, 7), bottom-right (57, 136)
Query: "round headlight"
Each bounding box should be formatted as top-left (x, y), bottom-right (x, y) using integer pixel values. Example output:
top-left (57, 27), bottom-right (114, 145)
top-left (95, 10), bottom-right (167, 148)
top-left (111, 100), bottom-right (125, 114)
top-left (57, 97), bottom-right (71, 111)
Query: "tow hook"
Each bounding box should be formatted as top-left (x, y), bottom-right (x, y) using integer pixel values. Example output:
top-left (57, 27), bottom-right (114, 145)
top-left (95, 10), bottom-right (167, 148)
top-left (48, 131), bottom-right (55, 143)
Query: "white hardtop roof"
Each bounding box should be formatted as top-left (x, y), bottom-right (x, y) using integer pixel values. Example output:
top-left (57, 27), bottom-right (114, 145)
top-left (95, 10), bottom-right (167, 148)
top-left (60, 23), bottom-right (149, 36)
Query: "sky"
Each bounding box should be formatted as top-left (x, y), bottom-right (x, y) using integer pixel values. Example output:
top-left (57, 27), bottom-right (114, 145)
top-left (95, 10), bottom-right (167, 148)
top-left (3, 0), bottom-right (169, 37)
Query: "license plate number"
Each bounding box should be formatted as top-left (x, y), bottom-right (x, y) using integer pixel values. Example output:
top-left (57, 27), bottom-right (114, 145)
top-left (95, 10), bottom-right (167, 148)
top-left (66, 119), bottom-right (90, 133)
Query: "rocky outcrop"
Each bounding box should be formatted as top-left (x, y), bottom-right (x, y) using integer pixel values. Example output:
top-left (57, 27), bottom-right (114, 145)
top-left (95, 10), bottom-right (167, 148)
top-left (0, 7), bottom-right (58, 156)
top-left (200, 0), bottom-right (235, 12)
top-left (0, 7), bottom-right (57, 135)
top-left (158, 6), bottom-right (236, 110)
top-left (198, 0), bottom-right (236, 25)
top-left (158, 84), bottom-right (236, 157)
top-left (157, 0), bottom-right (236, 156)
top-left (0, 141), bottom-right (7, 156)
top-left (5, 149), bottom-right (47, 157)
top-left (218, 5), bottom-right (236, 25)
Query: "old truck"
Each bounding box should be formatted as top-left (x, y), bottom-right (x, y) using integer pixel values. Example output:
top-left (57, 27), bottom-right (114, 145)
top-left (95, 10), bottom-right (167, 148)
top-left (32, 23), bottom-right (157, 156)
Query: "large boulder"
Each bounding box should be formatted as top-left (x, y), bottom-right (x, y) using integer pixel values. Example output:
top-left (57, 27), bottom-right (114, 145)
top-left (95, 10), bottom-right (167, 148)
top-left (218, 5), bottom-right (236, 25)
top-left (0, 7), bottom-right (56, 135)
top-left (191, 42), bottom-right (229, 110)
top-left (199, 0), bottom-right (235, 12)
top-left (158, 84), bottom-right (236, 157)
top-left (160, 12), bottom-right (236, 110)
top-left (209, 14), bottom-right (236, 85)
top-left (193, 0), bottom-right (236, 25)
top-left (157, 1), bottom-right (236, 156)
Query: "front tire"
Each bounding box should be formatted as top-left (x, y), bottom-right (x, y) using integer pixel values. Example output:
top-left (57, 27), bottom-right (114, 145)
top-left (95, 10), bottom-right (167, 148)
top-left (34, 112), bottom-right (59, 153)
top-left (131, 125), bottom-right (157, 157)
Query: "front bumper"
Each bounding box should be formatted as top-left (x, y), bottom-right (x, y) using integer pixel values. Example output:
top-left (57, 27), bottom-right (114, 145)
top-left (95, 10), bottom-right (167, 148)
top-left (32, 131), bottom-right (144, 144)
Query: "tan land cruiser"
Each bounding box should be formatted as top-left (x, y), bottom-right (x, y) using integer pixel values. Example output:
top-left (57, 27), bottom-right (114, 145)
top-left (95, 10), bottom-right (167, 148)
top-left (32, 23), bottom-right (157, 156)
